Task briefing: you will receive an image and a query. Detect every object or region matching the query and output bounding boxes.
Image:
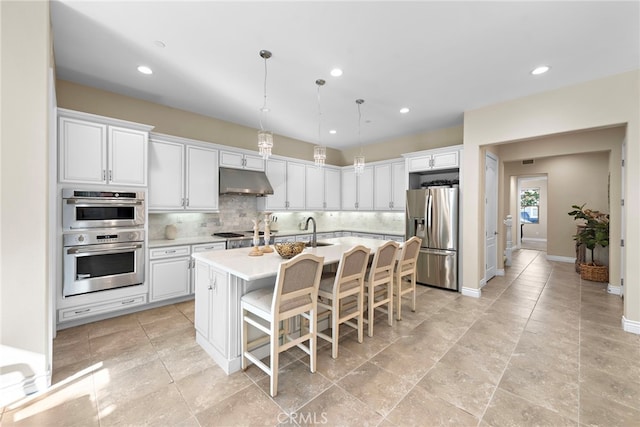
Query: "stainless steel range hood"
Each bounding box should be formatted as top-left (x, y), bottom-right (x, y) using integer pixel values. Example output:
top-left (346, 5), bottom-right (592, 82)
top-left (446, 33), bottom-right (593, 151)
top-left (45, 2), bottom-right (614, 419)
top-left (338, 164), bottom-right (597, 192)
top-left (219, 167), bottom-right (274, 196)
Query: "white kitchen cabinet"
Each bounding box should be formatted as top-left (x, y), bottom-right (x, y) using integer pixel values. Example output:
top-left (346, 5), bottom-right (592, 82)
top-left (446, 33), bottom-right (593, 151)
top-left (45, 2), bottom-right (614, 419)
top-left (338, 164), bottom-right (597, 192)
top-left (406, 149), bottom-right (459, 173)
top-left (58, 112), bottom-right (150, 186)
top-left (148, 136), bottom-right (219, 211)
top-left (258, 158), bottom-right (305, 210)
top-left (191, 242), bottom-right (226, 253)
top-left (305, 165), bottom-right (341, 210)
top-left (219, 150), bottom-right (264, 171)
top-left (149, 246), bottom-right (192, 302)
top-left (374, 160), bottom-right (406, 211)
top-left (341, 166), bottom-right (373, 210)
top-left (58, 294), bottom-right (147, 322)
top-left (194, 260), bottom-right (228, 357)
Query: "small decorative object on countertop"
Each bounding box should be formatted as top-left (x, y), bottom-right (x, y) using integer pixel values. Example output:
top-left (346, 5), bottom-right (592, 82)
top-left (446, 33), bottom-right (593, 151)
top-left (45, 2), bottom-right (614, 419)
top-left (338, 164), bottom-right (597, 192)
top-left (262, 212), bottom-right (274, 253)
top-left (249, 218), bottom-right (263, 256)
top-left (165, 224), bottom-right (177, 240)
top-left (274, 242), bottom-right (305, 259)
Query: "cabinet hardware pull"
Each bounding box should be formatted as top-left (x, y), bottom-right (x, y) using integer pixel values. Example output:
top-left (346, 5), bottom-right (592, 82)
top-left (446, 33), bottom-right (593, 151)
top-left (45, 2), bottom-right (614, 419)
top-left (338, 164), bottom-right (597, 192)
top-left (74, 308), bottom-right (90, 314)
top-left (102, 170), bottom-right (106, 181)
top-left (109, 170), bottom-right (113, 181)
top-left (186, 198), bottom-right (189, 207)
top-left (166, 250), bottom-right (176, 254)
top-left (121, 299), bottom-right (136, 305)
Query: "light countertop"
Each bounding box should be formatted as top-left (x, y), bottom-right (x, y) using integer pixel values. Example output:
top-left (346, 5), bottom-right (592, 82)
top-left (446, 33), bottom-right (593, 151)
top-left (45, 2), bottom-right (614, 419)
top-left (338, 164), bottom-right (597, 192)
top-left (191, 236), bottom-right (393, 281)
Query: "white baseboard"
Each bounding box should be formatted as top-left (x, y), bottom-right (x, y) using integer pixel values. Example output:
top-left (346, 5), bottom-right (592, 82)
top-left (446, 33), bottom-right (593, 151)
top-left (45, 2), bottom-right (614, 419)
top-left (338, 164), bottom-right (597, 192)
top-left (607, 285), bottom-right (622, 295)
top-left (461, 287), bottom-right (481, 298)
top-left (496, 269), bottom-right (505, 276)
top-left (622, 316), bottom-right (640, 335)
top-left (479, 278), bottom-right (486, 288)
top-left (522, 237), bottom-right (547, 242)
top-left (0, 371), bottom-right (50, 408)
top-left (546, 255), bottom-right (575, 263)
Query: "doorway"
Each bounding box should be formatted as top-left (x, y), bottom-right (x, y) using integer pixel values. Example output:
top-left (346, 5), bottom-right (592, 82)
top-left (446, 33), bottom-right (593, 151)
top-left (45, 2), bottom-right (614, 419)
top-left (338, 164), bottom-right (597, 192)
top-left (517, 176), bottom-right (548, 251)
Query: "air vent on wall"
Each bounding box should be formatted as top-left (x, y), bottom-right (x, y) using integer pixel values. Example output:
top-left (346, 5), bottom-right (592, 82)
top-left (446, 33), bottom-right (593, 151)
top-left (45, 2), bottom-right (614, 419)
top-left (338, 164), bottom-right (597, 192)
top-left (522, 159), bottom-right (535, 165)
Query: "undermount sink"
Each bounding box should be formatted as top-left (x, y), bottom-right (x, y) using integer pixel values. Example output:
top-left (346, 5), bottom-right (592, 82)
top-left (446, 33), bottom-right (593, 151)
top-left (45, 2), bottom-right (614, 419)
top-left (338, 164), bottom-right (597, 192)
top-left (305, 242), bottom-right (333, 247)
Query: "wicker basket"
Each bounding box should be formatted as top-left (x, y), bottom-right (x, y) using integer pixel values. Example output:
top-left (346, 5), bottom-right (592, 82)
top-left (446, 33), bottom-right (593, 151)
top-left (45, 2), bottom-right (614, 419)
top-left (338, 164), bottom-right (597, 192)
top-left (579, 263), bottom-right (609, 282)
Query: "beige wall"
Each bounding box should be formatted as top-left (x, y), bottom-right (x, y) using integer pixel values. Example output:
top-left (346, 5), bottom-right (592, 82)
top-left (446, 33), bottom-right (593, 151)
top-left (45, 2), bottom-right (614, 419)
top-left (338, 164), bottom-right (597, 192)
top-left (1, 0), bottom-right (51, 402)
top-left (504, 152), bottom-right (609, 257)
top-left (463, 70), bottom-right (639, 328)
top-left (56, 79), bottom-right (344, 166)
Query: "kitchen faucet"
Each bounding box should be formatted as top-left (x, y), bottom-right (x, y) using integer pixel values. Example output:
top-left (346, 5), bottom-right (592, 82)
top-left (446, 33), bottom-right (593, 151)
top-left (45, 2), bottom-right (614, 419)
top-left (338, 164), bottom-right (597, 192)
top-left (304, 217), bottom-right (317, 247)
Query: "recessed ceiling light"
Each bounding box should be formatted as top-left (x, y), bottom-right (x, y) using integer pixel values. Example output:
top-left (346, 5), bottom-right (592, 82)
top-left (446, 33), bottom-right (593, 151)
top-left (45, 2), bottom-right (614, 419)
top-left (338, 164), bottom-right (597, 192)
top-left (329, 129), bottom-right (337, 134)
top-left (330, 68), bottom-right (343, 77)
top-left (400, 107), bottom-right (410, 114)
top-left (137, 65), bottom-right (153, 75)
top-left (531, 65), bottom-right (550, 75)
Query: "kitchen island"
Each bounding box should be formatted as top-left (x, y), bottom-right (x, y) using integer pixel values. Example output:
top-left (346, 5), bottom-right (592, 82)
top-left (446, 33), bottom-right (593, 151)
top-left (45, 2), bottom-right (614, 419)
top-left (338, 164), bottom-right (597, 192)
top-left (191, 236), bottom-right (392, 374)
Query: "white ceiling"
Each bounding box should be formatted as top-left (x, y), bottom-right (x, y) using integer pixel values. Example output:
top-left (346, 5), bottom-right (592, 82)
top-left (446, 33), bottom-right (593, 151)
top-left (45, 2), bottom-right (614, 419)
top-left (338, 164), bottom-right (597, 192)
top-left (50, 1), bottom-right (639, 150)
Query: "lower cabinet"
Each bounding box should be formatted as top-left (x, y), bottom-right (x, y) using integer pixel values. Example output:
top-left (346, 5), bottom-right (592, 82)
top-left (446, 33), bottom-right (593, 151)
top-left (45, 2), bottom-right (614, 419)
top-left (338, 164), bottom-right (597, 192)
top-left (149, 245), bottom-right (192, 302)
top-left (194, 260), bottom-right (228, 357)
top-left (58, 294), bottom-right (147, 322)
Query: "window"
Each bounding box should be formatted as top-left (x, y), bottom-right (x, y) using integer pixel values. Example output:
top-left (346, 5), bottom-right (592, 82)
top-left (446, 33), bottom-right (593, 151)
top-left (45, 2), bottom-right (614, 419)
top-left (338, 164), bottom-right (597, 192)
top-left (520, 188), bottom-right (539, 224)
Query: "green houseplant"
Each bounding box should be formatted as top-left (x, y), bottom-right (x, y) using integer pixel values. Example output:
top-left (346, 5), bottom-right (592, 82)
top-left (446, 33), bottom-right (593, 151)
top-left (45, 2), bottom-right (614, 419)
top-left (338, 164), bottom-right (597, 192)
top-left (568, 204), bottom-right (609, 281)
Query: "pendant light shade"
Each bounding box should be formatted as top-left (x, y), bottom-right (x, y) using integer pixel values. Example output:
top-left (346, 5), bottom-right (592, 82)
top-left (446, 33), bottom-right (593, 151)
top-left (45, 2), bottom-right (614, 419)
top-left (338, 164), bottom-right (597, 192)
top-left (354, 99), bottom-right (365, 174)
top-left (313, 79), bottom-right (327, 167)
top-left (257, 50), bottom-right (273, 159)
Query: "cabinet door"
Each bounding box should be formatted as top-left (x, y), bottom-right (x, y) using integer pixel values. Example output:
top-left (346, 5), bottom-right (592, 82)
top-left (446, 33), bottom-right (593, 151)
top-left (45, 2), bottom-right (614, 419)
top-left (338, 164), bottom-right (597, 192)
top-left (194, 260), bottom-right (211, 337)
top-left (108, 126), bottom-right (148, 186)
top-left (357, 166), bottom-right (374, 210)
top-left (219, 151), bottom-right (244, 169)
top-left (186, 145), bottom-right (219, 211)
top-left (286, 162), bottom-right (306, 210)
top-left (324, 168), bottom-right (341, 210)
top-left (58, 117), bottom-right (107, 184)
top-left (341, 168), bottom-right (357, 210)
top-left (149, 257), bottom-right (191, 302)
top-left (407, 156), bottom-right (432, 172)
top-left (260, 158), bottom-right (287, 210)
top-left (148, 140), bottom-right (185, 210)
top-left (432, 151), bottom-right (459, 170)
top-left (243, 154), bottom-right (265, 171)
top-left (305, 165), bottom-right (324, 210)
top-left (391, 161), bottom-right (406, 211)
top-left (209, 268), bottom-right (228, 356)
top-left (374, 163), bottom-right (392, 210)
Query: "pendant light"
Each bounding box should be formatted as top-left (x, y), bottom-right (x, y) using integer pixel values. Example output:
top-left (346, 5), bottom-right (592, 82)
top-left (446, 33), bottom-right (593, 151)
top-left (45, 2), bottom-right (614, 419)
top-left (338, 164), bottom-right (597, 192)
top-left (313, 79), bottom-right (327, 167)
top-left (353, 99), bottom-right (365, 174)
top-left (257, 50), bottom-right (273, 159)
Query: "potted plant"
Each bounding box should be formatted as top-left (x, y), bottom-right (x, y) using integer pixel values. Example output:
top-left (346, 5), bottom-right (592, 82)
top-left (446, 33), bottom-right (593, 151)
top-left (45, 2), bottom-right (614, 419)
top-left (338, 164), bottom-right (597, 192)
top-left (568, 204), bottom-right (609, 281)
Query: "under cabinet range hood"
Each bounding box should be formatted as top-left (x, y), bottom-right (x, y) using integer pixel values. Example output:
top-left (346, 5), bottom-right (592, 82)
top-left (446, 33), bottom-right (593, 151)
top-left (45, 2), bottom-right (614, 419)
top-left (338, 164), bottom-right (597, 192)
top-left (219, 167), bottom-right (274, 196)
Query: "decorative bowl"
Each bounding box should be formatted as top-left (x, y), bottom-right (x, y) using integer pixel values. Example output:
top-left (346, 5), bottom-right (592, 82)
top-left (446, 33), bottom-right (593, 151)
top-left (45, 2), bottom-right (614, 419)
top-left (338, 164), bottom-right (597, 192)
top-left (274, 242), bottom-right (306, 259)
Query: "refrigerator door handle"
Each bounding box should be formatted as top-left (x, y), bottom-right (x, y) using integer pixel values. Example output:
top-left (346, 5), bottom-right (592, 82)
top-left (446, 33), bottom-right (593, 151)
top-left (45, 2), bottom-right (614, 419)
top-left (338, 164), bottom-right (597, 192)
top-left (426, 193), bottom-right (432, 244)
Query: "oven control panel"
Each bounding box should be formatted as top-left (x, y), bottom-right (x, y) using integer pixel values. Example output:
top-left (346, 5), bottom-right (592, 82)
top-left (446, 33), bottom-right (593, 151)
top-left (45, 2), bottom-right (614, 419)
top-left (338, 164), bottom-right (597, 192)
top-left (63, 229), bottom-right (144, 247)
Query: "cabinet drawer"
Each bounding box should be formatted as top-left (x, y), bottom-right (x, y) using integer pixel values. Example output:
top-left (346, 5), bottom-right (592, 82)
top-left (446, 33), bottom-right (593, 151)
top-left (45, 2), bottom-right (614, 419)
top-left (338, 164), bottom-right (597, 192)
top-left (192, 242), bottom-right (226, 253)
top-left (149, 245), bottom-right (191, 259)
top-left (58, 294), bottom-right (147, 322)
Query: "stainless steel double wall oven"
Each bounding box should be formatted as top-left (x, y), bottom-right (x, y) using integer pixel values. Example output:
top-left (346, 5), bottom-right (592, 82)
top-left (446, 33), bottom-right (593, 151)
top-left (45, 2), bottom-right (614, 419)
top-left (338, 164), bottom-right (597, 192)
top-left (62, 189), bottom-right (145, 297)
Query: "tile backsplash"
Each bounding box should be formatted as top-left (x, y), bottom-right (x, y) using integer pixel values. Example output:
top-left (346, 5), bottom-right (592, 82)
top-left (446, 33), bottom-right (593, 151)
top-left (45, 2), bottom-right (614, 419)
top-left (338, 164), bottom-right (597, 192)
top-left (149, 196), bottom-right (405, 240)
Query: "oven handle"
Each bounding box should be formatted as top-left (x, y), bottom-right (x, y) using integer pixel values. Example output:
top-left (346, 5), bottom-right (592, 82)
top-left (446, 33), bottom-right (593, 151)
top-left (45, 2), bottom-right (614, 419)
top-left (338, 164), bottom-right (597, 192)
top-left (65, 198), bottom-right (143, 206)
top-left (67, 243), bottom-right (143, 255)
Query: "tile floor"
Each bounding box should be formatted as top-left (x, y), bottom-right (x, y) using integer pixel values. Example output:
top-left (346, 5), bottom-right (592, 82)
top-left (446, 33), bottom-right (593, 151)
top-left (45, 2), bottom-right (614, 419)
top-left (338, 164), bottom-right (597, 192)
top-left (2, 249), bottom-right (639, 426)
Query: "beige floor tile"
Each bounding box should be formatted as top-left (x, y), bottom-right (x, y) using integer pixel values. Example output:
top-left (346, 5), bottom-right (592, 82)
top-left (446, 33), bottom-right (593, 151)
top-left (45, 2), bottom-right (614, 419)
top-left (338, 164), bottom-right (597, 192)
top-left (335, 329), bottom-right (393, 359)
top-left (438, 343), bottom-right (507, 384)
top-left (580, 319), bottom-right (640, 346)
top-left (89, 326), bottom-right (150, 358)
top-left (53, 324), bottom-right (90, 350)
top-left (295, 384), bottom-right (383, 427)
top-left (513, 331), bottom-right (579, 369)
top-left (580, 333), bottom-right (640, 363)
top-left (140, 313), bottom-right (194, 339)
top-left (195, 383), bottom-right (284, 426)
top-left (161, 341), bottom-right (218, 381)
top-left (136, 304), bottom-right (183, 325)
top-left (92, 341), bottom-right (158, 378)
top-left (52, 339), bottom-right (92, 371)
top-left (455, 329), bottom-right (517, 363)
top-left (369, 342), bottom-right (436, 385)
top-left (177, 365), bottom-right (253, 413)
top-left (579, 386), bottom-right (640, 427)
top-left (87, 313), bottom-right (140, 340)
top-left (98, 383), bottom-right (192, 427)
top-left (256, 359), bottom-right (333, 413)
top-left (52, 357), bottom-right (98, 385)
top-left (498, 354), bottom-right (579, 421)
top-left (417, 360), bottom-right (497, 418)
top-left (580, 347), bottom-right (640, 385)
top-left (309, 343), bottom-right (367, 382)
top-left (338, 362), bottom-right (414, 417)
top-left (580, 364), bottom-right (640, 411)
top-left (482, 388), bottom-right (578, 427)
top-left (386, 385), bottom-right (479, 427)
top-left (150, 324), bottom-right (198, 356)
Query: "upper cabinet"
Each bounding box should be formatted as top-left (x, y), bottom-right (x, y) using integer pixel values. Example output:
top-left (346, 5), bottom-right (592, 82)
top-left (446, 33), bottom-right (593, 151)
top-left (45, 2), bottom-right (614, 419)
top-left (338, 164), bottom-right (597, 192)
top-left (405, 146), bottom-right (461, 173)
top-left (341, 166), bottom-right (374, 210)
top-left (148, 134), bottom-right (219, 211)
top-left (305, 165), bottom-right (341, 210)
top-left (374, 160), bottom-right (406, 211)
top-left (258, 158), bottom-right (305, 211)
top-left (58, 109), bottom-right (153, 186)
top-left (219, 150), bottom-right (264, 171)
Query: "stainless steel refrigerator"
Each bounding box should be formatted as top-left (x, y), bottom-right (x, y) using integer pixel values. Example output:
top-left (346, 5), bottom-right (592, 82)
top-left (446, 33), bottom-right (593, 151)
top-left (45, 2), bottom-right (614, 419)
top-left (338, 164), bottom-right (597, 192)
top-left (406, 187), bottom-right (458, 290)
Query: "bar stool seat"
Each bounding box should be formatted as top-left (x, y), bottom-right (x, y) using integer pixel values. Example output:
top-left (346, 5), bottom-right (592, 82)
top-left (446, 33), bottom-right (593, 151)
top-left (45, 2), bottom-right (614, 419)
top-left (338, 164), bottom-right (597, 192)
top-left (394, 236), bottom-right (421, 320)
top-left (364, 240), bottom-right (400, 337)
